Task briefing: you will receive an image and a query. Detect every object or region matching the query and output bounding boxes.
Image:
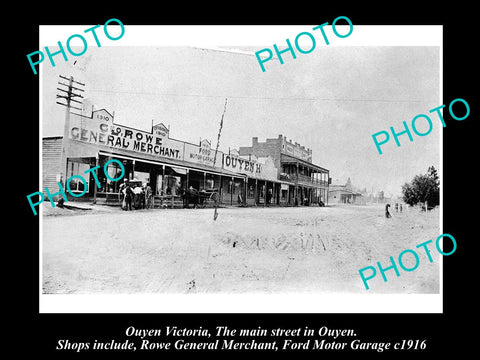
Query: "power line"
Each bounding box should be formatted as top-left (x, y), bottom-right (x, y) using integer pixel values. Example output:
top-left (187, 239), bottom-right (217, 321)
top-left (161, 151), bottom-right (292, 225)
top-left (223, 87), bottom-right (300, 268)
top-left (57, 76), bottom-right (85, 110)
top-left (56, 75), bottom-right (86, 188)
top-left (88, 88), bottom-right (425, 104)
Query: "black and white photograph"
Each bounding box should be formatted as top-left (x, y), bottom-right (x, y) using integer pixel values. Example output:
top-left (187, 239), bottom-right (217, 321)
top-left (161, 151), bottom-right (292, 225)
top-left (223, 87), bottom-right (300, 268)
top-left (15, 7), bottom-right (476, 356)
top-left (37, 25), bottom-right (445, 314)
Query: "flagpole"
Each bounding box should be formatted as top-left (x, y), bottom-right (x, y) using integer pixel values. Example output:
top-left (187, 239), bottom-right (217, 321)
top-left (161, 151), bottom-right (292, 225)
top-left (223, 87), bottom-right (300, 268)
top-left (213, 97), bottom-right (228, 221)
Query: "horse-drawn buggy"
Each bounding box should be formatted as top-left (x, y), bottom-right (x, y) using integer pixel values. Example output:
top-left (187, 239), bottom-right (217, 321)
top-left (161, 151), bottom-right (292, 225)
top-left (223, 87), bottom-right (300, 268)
top-left (180, 187), bottom-right (218, 209)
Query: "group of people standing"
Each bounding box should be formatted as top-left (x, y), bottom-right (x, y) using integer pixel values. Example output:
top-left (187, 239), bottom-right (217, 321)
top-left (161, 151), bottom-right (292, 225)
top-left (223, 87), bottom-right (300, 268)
top-left (385, 202), bottom-right (403, 218)
top-left (118, 180), bottom-right (153, 211)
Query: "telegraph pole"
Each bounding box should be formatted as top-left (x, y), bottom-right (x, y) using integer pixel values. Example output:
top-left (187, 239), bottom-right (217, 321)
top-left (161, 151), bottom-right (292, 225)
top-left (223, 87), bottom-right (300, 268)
top-left (56, 75), bottom-right (85, 189)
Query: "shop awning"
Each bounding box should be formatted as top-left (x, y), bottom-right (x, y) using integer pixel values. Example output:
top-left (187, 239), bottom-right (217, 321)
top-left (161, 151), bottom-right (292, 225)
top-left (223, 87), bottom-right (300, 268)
top-left (98, 150), bottom-right (246, 179)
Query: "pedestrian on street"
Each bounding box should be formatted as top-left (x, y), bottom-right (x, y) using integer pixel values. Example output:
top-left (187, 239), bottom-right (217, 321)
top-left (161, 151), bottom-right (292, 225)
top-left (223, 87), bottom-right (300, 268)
top-left (145, 183), bottom-right (153, 209)
top-left (119, 179), bottom-right (128, 209)
top-left (125, 183), bottom-right (134, 211)
top-left (385, 203), bottom-right (392, 218)
top-left (133, 184), bottom-right (144, 209)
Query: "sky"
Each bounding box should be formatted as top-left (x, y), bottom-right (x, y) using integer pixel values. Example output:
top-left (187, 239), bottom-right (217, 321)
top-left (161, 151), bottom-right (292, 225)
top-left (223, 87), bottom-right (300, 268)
top-left (40, 26), bottom-right (441, 198)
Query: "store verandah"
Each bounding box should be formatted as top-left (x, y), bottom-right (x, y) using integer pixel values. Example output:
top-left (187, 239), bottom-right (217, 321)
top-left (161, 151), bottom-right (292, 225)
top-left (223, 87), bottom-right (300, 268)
top-left (244, 178), bottom-right (296, 207)
top-left (96, 152), bottom-right (249, 208)
top-left (63, 152), bottom-right (306, 209)
top-left (295, 185), bottom-right (328, 206)
top-left (63, 151), bottom-right (245, 208)
top-left (280, 153), bottom-right (330, 206)
top-left (64, 154), bottom-right (313, 209)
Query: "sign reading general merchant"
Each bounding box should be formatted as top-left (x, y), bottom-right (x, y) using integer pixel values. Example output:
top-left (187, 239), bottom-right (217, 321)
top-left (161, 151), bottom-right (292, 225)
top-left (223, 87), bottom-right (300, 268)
top-left (69, 109), bottom-right (184, 160)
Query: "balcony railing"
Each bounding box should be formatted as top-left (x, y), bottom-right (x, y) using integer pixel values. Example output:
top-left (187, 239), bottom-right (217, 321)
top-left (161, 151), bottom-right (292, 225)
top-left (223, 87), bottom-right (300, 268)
top-left (280, 173), bottom-right (328, 187)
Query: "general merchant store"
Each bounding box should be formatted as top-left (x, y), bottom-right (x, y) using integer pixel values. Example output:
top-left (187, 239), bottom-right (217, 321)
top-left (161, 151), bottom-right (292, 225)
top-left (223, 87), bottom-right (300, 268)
top-left (42, 108), bottom-right (330, 208)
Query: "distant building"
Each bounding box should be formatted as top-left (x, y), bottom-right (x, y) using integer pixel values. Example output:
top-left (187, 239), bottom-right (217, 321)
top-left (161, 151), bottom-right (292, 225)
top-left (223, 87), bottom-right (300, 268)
top-left (328, 178), bottom-right (364, 204)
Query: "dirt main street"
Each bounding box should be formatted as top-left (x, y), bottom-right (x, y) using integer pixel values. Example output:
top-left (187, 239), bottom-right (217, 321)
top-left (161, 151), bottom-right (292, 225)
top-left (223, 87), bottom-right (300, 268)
top-left (42, 204), bottom-right (440, 295)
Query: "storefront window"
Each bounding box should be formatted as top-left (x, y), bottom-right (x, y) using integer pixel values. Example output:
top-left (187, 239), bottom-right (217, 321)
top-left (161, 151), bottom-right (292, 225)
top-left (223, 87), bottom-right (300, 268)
top-left (134, 171), bottom-right (150, 185)
top-left (259, 185), bottom-right (265, 198)
top-left (104, 161), bottom-right (124, 193)
top-left (234, 181), bottom-right (241, 194)
top-left (68, 161), bottom-right (90, 194)
top-left (164, 175), bottom-right (180, 195)
top-left (156, 174), bottom-right (163, 195)
top-left (206, 179), bottom-right (215, 189)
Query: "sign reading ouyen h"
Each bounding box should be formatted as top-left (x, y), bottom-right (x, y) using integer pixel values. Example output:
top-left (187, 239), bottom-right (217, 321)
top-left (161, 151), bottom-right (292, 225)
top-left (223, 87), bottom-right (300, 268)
top-left (222, 153), bottom-right (278, 182)
top-left (223, 153), bottom-right (262, 174)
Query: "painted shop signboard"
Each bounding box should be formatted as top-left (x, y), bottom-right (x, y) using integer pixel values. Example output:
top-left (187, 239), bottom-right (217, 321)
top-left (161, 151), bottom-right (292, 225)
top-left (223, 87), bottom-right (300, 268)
top-left (222, 153), bottom-right (278, 181)
top-left (223, 153), bottom-right (261, 175)
top-left (281, 137), bottom-right (312, 162)
top-left (184, 139), bottom-right (219, 167)
top-left (68, 109), bottom-right (281, 180)
top-left (69, 109), bottom-right (184, 160)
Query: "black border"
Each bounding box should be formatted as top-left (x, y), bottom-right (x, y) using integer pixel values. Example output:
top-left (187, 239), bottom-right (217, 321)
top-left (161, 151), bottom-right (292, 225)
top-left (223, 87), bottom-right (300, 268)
top-left (18, 5), bottom-right (475, 358)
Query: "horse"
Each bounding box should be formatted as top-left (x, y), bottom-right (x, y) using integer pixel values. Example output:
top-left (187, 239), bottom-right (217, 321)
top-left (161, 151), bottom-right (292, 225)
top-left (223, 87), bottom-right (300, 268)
top-left (179, 187), bottom-right (200, 208)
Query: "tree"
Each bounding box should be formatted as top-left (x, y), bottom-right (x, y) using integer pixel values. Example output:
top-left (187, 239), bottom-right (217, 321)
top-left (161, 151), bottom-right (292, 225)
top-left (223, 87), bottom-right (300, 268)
top-left (401, 166), bottom-right (440, 208)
